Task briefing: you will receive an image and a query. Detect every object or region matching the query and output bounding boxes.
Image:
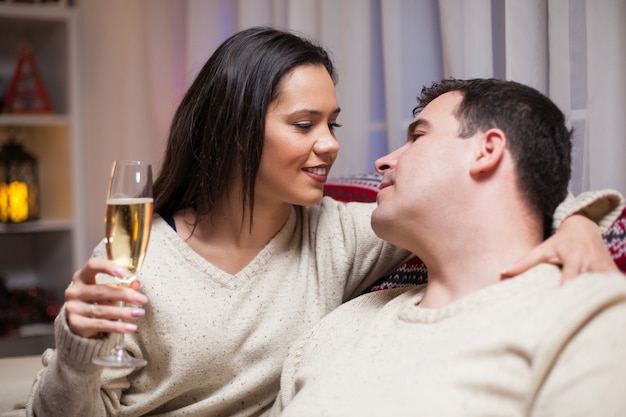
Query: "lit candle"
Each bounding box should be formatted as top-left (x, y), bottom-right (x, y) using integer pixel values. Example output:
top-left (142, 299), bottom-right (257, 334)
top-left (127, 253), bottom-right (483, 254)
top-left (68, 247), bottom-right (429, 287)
top-left (0, 181), bottom-right (29, 222)
top-left (0, 182), bottom-right (7, 222)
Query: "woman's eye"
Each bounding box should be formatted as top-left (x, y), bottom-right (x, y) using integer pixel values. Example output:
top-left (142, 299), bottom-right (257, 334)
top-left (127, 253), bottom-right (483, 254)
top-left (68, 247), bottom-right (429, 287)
top-left (294, 121), bottom-right (342, 133)
top-left (295, 122), bottom-right (313, 130)
top-left (328, 122), bottom-right (342, 133)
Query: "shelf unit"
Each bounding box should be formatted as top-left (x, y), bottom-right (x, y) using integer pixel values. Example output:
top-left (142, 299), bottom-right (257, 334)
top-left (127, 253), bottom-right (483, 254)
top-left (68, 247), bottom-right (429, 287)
top-left (0, 2), bottom-right (86, 357)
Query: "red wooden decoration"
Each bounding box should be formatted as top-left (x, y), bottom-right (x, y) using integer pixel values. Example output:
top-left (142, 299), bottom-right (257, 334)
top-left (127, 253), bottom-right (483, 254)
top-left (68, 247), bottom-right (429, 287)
top-left (2, 45), bottom-right (54, 114)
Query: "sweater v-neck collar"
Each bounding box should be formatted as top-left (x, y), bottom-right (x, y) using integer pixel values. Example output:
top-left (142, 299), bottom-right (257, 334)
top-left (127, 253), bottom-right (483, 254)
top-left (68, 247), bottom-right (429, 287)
top-left (153, 208), bottom-right (298, 288)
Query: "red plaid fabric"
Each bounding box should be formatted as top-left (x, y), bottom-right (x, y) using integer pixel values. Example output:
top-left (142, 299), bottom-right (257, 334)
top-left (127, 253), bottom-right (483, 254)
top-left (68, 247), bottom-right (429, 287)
top-left (324, 174), bottom-right (381, 203)
top-left (604, 207), bottom-right (626, 272)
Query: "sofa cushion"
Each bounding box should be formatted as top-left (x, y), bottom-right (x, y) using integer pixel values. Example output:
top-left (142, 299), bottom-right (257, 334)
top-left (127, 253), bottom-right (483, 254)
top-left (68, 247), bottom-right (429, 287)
top-left (323, 173), bottom-right (382, 203)
top-left (324, 175), bottom-right (626, 292)
top-left (604, 206), bottom-right (626, 271)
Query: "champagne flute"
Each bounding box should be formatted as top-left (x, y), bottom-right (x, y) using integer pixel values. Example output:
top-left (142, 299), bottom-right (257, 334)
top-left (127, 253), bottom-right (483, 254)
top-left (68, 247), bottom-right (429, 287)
top-left (92, 160), bottom-right (153, 368)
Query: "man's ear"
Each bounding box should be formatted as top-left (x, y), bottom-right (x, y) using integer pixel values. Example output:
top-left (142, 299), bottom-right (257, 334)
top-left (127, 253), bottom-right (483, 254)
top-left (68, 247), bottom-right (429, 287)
top-left (469, 128), bottom-right (506, 176)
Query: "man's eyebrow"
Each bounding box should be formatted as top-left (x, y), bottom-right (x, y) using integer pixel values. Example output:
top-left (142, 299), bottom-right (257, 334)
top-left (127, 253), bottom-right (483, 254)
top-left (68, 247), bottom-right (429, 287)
top-left (407, 118), bottom-right (429, 135)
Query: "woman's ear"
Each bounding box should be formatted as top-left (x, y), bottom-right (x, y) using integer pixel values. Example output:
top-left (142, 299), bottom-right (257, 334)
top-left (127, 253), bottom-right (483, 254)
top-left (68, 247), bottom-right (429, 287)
top-left (469, 128), bottom-right (506, 176)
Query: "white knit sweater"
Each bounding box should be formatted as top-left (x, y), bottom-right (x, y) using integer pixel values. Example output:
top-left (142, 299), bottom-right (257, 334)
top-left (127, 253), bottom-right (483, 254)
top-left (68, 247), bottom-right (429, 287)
top-left (272, 265), bottom-right (626, 417)
top-left (3, 198), bottom-right (410, 417)
top-left (3, 189), bottom-right (623, 416)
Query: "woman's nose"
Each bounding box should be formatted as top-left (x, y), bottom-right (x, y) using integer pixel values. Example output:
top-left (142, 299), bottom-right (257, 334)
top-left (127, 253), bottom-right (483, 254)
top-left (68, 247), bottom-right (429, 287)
top-left (315, 130), bottom-right (340, 155)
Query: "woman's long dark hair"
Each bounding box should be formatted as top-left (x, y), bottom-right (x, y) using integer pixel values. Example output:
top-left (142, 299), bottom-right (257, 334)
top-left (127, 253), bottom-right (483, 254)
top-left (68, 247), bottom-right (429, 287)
top-left (153, 26), bottom-right (336, 229)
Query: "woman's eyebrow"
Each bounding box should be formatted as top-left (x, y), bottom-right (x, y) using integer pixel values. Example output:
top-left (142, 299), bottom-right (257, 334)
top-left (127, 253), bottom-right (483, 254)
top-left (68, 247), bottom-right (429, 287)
top-left (288, 107), bottom-right (341, 117)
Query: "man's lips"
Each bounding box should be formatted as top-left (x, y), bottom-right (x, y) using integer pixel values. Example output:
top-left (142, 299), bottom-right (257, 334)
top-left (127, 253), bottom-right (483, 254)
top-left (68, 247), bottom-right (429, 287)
top-left (379, 178), bottom-right (393, 191)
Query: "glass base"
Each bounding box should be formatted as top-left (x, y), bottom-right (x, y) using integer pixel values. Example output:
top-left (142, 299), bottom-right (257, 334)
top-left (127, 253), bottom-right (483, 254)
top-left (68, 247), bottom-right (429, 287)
top-left (92, 349), bottom-right (147, 368)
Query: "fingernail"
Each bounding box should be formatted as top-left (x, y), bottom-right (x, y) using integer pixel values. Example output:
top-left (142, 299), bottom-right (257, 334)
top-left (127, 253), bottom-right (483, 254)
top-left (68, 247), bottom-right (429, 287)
top-left (113, 267), bottom-right (129, 277)
top-left (133, 293), bottom-right (148, 304)
top-left (131, 308), bottom-right (145, 318)
top-left (125, 323), bottom-right (137, 331)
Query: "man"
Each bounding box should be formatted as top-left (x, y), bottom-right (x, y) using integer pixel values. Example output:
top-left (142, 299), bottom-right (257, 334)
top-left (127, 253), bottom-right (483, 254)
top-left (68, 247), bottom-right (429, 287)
top-left (269, 79), bottom-right (626, 417)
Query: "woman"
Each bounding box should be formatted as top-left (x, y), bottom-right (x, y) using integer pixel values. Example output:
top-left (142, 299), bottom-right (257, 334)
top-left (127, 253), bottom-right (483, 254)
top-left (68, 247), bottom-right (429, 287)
top-left (6, 27), bottom-right (621, 417)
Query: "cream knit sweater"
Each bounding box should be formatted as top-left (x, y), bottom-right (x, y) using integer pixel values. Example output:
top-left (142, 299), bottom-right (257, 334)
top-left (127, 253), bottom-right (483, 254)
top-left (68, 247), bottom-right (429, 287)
top-left (272, 266), bottom-right (626, 417)
top-left (4, 198), bottom-right (410, 417)
top-left (3, 189), bottom-right (623, 416)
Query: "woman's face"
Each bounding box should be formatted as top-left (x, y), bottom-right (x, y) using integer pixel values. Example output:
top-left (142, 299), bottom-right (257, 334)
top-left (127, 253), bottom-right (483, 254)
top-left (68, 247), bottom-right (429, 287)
top-left (258, 64), bottom-right (341, 207)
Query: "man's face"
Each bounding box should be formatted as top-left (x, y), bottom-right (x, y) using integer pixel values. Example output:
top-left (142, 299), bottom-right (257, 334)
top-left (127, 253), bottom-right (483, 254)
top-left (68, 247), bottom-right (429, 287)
top-left (371, 91), bottom-right (474, 248)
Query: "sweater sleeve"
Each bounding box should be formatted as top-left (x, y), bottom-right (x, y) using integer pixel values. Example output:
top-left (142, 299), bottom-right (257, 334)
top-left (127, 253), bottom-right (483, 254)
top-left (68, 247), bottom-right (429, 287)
top-left (8, 308), bottom-right (133, 417)
top-left (5, 241), bottom-right (136, 417)
top-left (314, 199), bottom-right (413, 299)
top-left (552, 189), bottom-right (625, 233)
top-left (530, 275), bottom-right (626, 416)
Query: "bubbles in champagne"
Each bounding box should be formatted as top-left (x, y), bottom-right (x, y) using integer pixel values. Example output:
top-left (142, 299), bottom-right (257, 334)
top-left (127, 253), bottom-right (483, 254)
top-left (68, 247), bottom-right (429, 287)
top-left (105, 197), bottom-right (153, 285)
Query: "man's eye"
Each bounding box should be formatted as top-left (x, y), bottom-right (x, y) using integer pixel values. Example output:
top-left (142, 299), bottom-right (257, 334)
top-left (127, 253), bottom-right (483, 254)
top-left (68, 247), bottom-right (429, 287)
top-left (409, 133), bottom-right (423, 142)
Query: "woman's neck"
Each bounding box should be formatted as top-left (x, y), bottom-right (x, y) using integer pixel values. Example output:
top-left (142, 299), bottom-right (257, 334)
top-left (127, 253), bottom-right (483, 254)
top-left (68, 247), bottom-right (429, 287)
top-left (174, 196), bottom-right (292, 275)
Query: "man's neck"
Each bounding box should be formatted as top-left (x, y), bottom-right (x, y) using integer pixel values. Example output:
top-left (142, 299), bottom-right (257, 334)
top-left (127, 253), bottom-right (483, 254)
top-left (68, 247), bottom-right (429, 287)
top-left (415, 215), bottom-right (543, 309)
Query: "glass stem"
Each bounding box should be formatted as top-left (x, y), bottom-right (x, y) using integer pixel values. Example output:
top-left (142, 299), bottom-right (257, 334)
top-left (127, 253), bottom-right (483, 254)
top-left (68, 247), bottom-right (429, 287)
top-left (113, 300), bottom-right (126, 357)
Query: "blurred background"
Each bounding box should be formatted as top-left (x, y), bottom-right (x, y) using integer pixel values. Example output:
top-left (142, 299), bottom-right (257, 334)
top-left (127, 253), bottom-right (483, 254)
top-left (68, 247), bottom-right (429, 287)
top-left (78, 0), bottom-right (626, 251)
top-left (0, 0), bottom-right (624, 355)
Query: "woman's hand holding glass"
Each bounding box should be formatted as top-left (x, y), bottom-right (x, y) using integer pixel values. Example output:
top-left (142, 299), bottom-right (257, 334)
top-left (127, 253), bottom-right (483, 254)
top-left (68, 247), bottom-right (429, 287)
top-left (64, 160), bottom-right (153, 368)
top-left (64, 258), bottom-right (148, 340)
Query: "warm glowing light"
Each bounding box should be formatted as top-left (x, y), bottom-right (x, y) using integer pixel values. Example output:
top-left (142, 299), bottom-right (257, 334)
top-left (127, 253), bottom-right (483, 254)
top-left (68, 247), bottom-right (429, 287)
top-left (0, 181), bottom-right (29, 222)
top-left (0, 183), bottom-right (6, 221)
top-left (0, 138), bottom-right (40, 223)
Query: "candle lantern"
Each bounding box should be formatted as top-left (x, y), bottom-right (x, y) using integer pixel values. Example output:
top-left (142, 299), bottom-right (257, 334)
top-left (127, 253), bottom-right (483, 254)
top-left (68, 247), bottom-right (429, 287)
top-left (0, 138), bottom-right (39, 223)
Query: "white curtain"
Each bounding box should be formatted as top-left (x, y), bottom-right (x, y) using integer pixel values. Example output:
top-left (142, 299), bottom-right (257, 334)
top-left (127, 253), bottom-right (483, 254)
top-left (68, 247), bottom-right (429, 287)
top-left (584, 0), bottom-right (626, 196)
top-left (438, 0), bottom-right (626, 197)
top-left (80, 0), bottom-right (443, 249)
top-left (81, 0), bottom-right (186, 247)
top-left (183, 0), bottom-right (443, 173)
top-left (79, 0), bottom-right (624, 254)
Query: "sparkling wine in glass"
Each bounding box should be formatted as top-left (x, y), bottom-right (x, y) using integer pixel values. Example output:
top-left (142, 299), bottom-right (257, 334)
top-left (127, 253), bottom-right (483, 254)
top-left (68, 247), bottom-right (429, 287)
top-left (92, 160), bottom-right (153, 368)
